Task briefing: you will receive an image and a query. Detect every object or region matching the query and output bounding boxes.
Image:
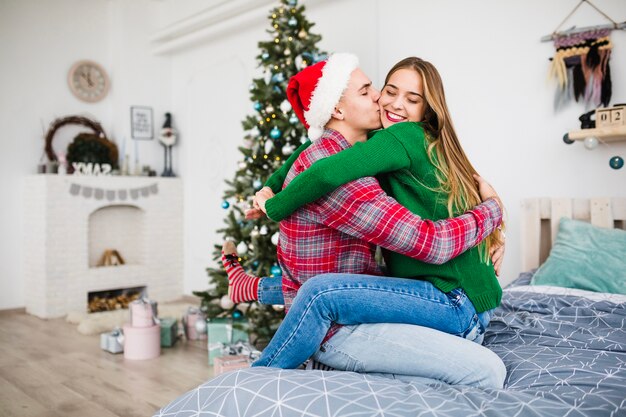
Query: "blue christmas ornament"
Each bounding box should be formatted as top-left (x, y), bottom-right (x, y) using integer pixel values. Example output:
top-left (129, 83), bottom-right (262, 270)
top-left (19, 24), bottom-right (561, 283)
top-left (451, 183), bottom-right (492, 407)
top-left (254, 102), bottom-right (262, 111)
top-left (289, 115), bottom-right (299, 124)
top-left (253, 179), bottom-right (263, 189)
top-left (252, 260), bottom-right (259, 267)
top-left (609, 156), bottom-right (624, 170)
top-left (273, 86), bottom-right (282, 93)
top-left (302, 52), bottom-right (327, 64)
top-left (221, 201), bottom-right (230, 209)
top-left (270, 265), bottom-right (282, 276)
top-left (232, 310), bottom-right (243, 319)
top-left (288, 0), bottom-right (297, 5)
top-left (270, 127), bottom-right (282, 139)
top-left (288, 17), bottom-right (297, 26)
top-left (562, 133), bottom-right (574, 144)
top-left (261, 52), bottom-right (269, 60)
top-left (272, 73), bottom-right (285, 83)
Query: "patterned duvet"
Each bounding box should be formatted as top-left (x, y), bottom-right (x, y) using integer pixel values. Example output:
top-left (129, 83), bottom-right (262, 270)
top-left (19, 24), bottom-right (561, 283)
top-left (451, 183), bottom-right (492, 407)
top-left (154, 272), bottom-right (626, 417)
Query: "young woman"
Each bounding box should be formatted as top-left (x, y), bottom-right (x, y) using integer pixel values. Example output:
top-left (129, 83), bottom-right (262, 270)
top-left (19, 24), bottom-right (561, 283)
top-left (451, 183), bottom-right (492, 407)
top-left (222, 57), bottom-right (505, 385)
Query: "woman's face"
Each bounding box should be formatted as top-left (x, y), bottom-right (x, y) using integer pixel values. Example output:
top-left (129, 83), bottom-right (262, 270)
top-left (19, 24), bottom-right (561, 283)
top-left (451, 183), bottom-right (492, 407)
top-left (378, 68), bottom-right (426, 129)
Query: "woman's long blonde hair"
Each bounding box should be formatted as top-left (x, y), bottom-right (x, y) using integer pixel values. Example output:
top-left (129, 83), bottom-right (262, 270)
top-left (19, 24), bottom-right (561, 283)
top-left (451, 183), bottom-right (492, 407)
top-left (384, 57), bottom-right (504, 262)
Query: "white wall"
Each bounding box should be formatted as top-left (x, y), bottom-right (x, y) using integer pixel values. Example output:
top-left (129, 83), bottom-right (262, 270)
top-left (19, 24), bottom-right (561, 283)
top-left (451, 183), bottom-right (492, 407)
top-left (0, 0), bottom-right (171, 309)
top-left (1, 0), bottom-right (625, 309)
top-left (168, 0), bottom-right (626, 295)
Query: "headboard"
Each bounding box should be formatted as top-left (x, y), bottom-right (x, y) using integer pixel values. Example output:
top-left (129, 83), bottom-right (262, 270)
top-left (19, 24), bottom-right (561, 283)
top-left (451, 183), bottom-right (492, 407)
top-left (521, 198), bottom-right (626, 270)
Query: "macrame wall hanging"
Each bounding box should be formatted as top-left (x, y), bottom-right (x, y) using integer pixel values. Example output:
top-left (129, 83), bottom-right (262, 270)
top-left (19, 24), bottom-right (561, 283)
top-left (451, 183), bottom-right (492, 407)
top-left (543, 0), bottom-right (625, 111)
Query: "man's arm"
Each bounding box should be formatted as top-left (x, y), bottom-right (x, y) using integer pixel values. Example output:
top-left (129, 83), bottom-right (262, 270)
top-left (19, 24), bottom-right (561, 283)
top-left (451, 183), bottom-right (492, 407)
top-left (314, 177), bottom-right (502, 265)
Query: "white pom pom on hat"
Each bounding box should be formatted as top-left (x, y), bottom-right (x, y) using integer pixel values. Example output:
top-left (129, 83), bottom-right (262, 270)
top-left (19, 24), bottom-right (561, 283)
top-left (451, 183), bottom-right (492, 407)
top-left (286, 53), bottom-right (359, 141)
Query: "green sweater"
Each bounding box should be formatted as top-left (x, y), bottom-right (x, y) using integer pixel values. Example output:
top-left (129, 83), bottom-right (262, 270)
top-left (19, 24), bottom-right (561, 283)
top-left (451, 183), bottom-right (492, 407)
top-left (264, 122), bottom-right (501, 312)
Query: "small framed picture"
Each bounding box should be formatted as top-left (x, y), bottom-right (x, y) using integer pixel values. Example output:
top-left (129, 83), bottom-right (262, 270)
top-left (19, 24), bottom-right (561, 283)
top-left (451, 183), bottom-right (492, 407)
top-left (130, 106), bottom-right (154, 140)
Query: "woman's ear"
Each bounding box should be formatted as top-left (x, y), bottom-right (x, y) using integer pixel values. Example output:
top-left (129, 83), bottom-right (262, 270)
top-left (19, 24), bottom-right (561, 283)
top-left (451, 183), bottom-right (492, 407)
top-left (330, 107), bottom-right (344, 121)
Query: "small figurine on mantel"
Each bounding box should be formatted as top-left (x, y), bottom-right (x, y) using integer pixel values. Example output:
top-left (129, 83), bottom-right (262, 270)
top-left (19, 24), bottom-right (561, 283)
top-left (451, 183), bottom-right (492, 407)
top-left (159, 112), bottom-right (177, 177)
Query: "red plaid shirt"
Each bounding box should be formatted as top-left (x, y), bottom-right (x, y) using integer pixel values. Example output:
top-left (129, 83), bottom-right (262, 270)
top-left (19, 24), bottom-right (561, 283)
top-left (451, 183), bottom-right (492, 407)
top-left (277, 129), bottom-right (502, 337)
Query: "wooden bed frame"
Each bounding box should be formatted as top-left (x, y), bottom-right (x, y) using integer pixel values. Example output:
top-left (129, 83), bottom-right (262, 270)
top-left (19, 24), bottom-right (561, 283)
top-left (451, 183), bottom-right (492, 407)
top-left (521, 197), bottom-right (626, 270)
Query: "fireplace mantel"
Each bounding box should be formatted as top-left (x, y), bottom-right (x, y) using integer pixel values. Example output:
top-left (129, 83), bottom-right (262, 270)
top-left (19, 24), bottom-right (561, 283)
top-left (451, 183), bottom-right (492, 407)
top-left (22, 175), bottom-right (183, 318)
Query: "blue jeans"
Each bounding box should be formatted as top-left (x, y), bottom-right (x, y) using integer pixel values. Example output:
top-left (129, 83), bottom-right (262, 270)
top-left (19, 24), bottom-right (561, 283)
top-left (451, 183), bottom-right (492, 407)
top-left (252, 273), bottom-right (492, 371)
top-left (313, 322), bottom-right (505, 389)
top-left (257, 275), bottom-right (284, 305)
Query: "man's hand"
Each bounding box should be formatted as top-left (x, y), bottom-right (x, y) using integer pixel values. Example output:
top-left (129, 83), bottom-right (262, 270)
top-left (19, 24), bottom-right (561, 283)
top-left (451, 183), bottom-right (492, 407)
top-left (245, 208), bottom-right (265, 220)
top-left (490, 241), bottom-right (505, 276)
top-left (253, 186), bottom-right (275, 214)
top-left (473, 174), bottom-right (503, 212)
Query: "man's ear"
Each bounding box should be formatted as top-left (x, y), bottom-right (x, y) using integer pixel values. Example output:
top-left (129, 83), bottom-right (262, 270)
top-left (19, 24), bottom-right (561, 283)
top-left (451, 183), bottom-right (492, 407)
top-left (330, 107), bottom-right (344, 121)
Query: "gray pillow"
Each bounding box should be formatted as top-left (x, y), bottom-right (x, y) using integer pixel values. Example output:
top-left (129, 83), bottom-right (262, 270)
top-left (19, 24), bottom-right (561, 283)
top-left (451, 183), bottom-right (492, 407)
top-left (531, 217), bottom-right (626, 294)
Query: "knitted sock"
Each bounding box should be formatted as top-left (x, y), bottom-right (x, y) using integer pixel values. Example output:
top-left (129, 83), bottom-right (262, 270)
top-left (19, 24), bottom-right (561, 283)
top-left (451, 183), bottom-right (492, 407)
top-left (221, 250), bottom-right (260, 304)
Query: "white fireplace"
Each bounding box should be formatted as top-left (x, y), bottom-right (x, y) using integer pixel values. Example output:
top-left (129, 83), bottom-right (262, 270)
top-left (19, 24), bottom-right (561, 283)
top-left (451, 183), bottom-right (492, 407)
top-left (22, 175), bottom-right (183, 318)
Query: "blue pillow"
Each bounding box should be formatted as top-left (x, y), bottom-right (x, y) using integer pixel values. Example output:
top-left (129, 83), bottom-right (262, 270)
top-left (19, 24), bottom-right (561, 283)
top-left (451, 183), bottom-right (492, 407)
top-left (530, 217), bottom-right (626, 294)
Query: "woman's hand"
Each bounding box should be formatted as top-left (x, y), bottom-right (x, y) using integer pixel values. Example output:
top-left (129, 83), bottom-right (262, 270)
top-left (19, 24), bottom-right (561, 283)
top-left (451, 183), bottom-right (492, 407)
top-left (473, 174), bottom-right (503, 212)
top-left (490, 241), bottom-right (505, 276)
top-left (244, 208), bottom-right (265, 220)
top-left (253, 186), bottom-right (275, 214)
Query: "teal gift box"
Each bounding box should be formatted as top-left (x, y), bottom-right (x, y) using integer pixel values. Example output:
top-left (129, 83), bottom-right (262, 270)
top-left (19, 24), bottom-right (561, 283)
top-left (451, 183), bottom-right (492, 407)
top-left (160, 317), bottom-right (178, 347)
top-left (207, 317), bottom-right (249, 365)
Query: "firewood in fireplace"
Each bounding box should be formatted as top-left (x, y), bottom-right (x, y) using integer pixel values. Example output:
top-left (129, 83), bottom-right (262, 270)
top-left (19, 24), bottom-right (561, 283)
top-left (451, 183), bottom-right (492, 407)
top-left (97, 249), bottom-right (126, 267)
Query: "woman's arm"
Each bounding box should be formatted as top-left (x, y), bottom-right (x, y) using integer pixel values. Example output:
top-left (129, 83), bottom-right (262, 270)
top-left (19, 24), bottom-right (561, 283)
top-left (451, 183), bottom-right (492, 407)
top-left (263, 129), bottom-right (411, 221)
top-left (264, 140), bottom-right (311, 193)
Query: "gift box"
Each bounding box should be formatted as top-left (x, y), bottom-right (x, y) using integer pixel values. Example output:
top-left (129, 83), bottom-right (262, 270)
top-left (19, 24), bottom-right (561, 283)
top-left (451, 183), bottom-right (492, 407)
top-left (130, 298), bottom-right (158, 328)
top-left (160, 317), bottom-right (178, 347)
top-left (183, 307), bottom-right (207, 341)
top-left (213, 355), bottom-right (252, 376)
top-left (123, 323), bottom-right (160, 360)
top-left (100, 328), bottom-right (124, 354)
top-left (207, 317), bottom-right (250, 364)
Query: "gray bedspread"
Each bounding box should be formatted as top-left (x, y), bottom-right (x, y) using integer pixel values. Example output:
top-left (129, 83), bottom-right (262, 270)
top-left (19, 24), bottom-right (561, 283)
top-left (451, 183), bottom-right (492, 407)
top-left (155, 274), bottom-right (626, 417)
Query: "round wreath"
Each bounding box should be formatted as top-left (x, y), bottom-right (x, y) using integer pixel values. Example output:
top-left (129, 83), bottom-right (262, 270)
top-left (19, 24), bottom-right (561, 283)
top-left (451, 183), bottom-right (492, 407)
top-left (44, 115), bottom-right (108, 162)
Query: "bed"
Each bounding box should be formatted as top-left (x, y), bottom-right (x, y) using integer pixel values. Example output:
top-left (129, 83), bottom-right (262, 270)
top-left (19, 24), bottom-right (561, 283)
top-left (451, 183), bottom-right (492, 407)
top-left (154, 198), bottom-right (626, 417)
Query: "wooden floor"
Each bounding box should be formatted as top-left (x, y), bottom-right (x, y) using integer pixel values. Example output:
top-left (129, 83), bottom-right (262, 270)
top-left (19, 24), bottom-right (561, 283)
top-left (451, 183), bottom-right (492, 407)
top-left (0, 308), bottom-right (213, 417)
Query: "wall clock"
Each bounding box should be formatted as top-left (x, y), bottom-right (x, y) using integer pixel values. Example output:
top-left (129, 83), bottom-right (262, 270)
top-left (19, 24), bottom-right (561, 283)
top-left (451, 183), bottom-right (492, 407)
top-left (67, 60), bottom-right (110, 103)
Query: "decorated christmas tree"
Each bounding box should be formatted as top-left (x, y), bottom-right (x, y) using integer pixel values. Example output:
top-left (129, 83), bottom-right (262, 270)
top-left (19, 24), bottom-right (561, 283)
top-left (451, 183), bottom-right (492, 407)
top-left (193, 0), bottom-right (325, 348)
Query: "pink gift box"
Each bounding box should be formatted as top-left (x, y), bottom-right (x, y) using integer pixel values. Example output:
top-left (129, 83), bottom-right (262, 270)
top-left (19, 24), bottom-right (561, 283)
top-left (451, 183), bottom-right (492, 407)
top-left (213, 355), bottom-right (251, 375)
top-left (183, 310), bottom-right (207, 340)
top-left (123, 324), bottom-right (160, 360)
top-left (130, 299), bottom-right (158, 328)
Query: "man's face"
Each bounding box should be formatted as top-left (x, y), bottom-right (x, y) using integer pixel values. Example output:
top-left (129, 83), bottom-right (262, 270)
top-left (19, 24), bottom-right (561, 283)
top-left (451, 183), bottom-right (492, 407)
top-left (336, 68), bottom-right (382, 132)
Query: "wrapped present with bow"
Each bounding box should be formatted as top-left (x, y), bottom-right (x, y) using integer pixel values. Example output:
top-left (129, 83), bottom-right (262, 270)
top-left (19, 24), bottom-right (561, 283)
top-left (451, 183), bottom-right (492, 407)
top-left (222, 340), bottom-right (261, 360)
top-left (213, 355), bottom-right (252, 376)
top-left (100, 327), bottom-right (124, 354)
top-left (212, 341), bottom-right (261, 375)
top-left (182, 306), bottom-right (207, 341)
top-left (129, 297), bottom-right (159, 328)
top-left (207, 316), bottom-right (250, 364)
top-left (160, 317), bottom-right (179, 347)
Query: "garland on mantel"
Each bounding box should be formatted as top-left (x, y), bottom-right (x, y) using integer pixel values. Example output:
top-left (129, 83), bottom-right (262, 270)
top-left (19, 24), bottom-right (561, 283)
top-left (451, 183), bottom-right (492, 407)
top-left (68, 183), bottom-right (159, 201)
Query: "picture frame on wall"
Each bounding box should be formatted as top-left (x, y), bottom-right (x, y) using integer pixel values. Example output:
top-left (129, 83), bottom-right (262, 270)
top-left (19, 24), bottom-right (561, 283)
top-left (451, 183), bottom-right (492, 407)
top-left (130, 106), bottom-right (154, 140)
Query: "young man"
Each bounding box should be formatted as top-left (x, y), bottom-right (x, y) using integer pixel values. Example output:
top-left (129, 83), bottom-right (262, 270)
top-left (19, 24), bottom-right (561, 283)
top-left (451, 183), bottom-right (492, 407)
top-left (238, 53), bottom-right (506, 388)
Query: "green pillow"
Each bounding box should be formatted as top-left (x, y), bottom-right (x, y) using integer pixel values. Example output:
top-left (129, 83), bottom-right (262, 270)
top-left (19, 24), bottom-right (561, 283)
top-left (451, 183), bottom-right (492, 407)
top-left (531, 217), bottom-right (626, 294)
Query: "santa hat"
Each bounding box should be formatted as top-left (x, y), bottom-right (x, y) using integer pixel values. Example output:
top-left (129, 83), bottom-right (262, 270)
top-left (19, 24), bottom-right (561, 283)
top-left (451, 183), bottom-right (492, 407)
top-left (286, 53), bottom-right (359, 141)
